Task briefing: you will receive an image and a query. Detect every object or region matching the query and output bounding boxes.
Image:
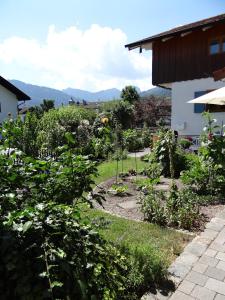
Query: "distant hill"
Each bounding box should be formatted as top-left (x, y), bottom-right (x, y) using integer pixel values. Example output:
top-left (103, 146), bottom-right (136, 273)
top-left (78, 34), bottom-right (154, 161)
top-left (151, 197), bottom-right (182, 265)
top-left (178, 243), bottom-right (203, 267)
top-left (140, 87), bottom-right (171, 98)
top-left (10, 80), bottom-right (71, 107)
top-left (9, 79), bottom-right (171, 106)
top-left (63, 87), bottom-right (121, 102)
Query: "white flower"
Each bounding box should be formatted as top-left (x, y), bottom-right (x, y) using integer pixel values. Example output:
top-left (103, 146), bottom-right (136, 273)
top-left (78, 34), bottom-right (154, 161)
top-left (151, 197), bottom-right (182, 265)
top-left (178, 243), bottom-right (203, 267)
top-left (212, 118), bottom-right (217, 123)
top-left (203, 126), bottom-right (208, 132)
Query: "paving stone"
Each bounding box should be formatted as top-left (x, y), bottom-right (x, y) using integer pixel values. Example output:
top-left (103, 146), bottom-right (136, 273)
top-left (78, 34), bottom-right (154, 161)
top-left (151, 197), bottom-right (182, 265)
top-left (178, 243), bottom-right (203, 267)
top-left (204, 248), bottom-right (217, 257)
top-left (191, 285), bottom-right (216, 300)
top-left (170, 291), bottom-right (194, 300)
top-left (211, 217), bottom-right (225, 225)
top-left (200, 229), bottom-right (219, 240)
top-left (192, 262), bottom-right (208, 274)
top-left (204, 266), bottom-right (225, 281)
top-left (215, 294), bottom-right (225, 300)
top-left (177, 280), bottom-right (195, 294)
top-left (193, 236), bottom-right (212, 245)
top-left (210, 242), bottom-right (225, 252)
top-left (184, 242), bottom-right (208, 257)
top-left (205, 278), bottom-right (225, 295)
top-left (185, 270), bottom-right (208, 286)
top-left (117, 200), bottom-right (139, 209)
top-left (198, 254), bottom-right (219, 267)
top-left (175, 252), bottom-right (199, 267)
top-left (217, 260), bottom-right (225, 271)
top-left (216, 211), bottom-right (225, 220)
top-left (168, 263), bottom-right (191, 279)
top-left (206, 221), bottom-right (225, 232)
top-left (216, 252), bottom-right (225, 262)
top-left (214, 228), bottom-right (225, 245)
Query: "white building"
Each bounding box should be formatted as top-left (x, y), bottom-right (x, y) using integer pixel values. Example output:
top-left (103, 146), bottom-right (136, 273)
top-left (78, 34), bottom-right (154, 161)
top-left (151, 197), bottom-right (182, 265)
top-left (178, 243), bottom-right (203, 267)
top-left (125, 13), bottom-right (225, 137)
top-left (0, 75), bottom-right (30, 124)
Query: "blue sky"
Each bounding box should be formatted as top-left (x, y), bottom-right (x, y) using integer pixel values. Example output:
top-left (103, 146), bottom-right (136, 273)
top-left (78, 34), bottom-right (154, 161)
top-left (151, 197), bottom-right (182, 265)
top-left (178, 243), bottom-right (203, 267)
top-left (0, 0), bottom-right (224, 91)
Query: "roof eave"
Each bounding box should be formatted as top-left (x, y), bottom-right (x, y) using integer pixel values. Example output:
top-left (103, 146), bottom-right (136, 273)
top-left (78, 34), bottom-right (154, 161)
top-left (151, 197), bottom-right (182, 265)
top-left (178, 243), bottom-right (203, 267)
top-left (125, 15), bottom-right (225, 50)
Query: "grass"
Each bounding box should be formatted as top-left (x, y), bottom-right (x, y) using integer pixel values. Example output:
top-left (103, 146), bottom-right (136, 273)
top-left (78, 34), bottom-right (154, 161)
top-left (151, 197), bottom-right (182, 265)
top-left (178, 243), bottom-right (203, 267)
top-left (84, 208), bottom-right (192, 267)
top-left (94, 157), bottom-right (147, 185)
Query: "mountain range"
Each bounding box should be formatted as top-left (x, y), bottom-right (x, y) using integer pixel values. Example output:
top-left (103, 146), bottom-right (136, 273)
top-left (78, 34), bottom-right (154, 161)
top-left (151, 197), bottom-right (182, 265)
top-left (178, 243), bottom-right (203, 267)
top-left (10, 79), bottom-right (171, 107)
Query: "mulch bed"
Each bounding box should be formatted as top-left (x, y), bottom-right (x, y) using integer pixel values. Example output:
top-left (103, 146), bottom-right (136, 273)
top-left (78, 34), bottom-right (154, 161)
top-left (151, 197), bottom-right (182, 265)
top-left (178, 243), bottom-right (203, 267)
top-left (94, 175), bottom-right (225, 231)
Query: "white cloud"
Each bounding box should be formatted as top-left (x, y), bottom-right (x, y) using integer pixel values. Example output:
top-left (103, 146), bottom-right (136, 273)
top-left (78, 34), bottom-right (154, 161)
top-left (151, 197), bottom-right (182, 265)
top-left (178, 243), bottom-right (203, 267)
top-left (0, 24), bottom-right (152, 91)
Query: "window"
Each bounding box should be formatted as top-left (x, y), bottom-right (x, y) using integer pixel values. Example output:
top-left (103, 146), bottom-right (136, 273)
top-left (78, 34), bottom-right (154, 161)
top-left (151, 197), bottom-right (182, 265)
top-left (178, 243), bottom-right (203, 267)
top-left (209, 37), bottom-right (225, 55)
top-left (210, 40), bottom-right (220, 54)
top-left (194, 91), bottom-right (206, 113)
top-left (194, 90), bottom-right (225, 113)
top-left (223, 39), bottom-right (225, 52)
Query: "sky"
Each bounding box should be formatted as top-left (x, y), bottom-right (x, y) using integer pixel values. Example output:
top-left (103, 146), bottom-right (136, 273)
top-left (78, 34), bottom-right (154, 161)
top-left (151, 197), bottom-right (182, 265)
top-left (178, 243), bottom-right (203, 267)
top-left (0, 0), bottom-right (224, 92)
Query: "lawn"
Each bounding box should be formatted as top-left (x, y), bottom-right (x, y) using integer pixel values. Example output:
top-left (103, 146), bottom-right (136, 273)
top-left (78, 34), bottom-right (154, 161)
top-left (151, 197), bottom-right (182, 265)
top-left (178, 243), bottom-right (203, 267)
top-left (94, 157), bottom-right (147, 185)
top-left (84, 208), bottom-right (192, 267)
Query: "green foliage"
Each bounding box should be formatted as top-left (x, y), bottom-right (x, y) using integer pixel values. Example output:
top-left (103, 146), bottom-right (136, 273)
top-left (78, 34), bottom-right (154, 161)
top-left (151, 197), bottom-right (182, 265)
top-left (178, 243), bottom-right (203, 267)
top-left (112, 100), bottom-right (134, 129)
top-left (0, 127), bottom-right (132, 299)
top-left (123, 129), bottom-right (143, 152)
top-left (181, 113), bottom-right (225, 195)
top-left (121, 85), bottom-right (140, 104)
top-left (110, 183), bottom-right (129, 196)
top-left (179, 138), bottom-right (192, 150)
top-left (140, 182), bottom-right (201, 230)
top-left (141, 189), bottom-right (167, 226)
top-left (40, 99), bottom-right (55, 112)
top-left (37, 105), bottom-right (95, 152)
top-left (149, 129), bottom-right (187, 178)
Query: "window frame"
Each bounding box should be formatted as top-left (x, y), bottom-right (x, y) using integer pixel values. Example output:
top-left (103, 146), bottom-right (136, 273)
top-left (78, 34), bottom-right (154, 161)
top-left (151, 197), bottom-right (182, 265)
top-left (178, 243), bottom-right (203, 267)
top-left (209, 36), bottom-right (225, 55)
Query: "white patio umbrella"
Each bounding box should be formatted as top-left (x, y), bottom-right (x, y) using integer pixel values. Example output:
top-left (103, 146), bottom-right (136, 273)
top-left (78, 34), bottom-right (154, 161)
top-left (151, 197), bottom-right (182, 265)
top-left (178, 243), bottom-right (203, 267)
top-left (188, 86), bottom-right (225, 105)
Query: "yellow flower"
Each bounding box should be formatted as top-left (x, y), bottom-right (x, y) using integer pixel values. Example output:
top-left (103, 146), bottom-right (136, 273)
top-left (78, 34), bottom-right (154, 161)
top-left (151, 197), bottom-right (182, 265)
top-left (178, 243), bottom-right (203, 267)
top-left (101, 117), bottom-right (109, 124)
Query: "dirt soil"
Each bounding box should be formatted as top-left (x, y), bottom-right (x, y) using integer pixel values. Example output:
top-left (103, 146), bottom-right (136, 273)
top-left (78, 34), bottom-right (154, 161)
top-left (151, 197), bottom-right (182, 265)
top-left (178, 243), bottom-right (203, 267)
top-left (94, 175), bottom-right (225, 231)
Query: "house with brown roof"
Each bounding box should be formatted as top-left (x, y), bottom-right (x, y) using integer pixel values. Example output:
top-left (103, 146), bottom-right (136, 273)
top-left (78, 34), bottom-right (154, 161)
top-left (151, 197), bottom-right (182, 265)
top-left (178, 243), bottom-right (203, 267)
top-left (126, 13), bottom-right (225, 136)
top-left (0, 75), bottom-right (30, 124)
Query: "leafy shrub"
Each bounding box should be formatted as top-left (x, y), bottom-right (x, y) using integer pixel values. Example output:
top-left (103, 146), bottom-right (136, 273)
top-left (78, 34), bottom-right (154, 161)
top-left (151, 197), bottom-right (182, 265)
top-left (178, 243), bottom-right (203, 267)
top-left (0, 131), bottom-right (133, 299)
top-left (140, 183), bottom-right (201, 230)
top-left (37, 106), bottom-right (96, 152)
top-left (110, 183), bottom-right (129, 196)
top-left (180, 113), bottom-right (225, 195)
top-left (143, 161), bottom-right (162, 180)
top-left (179, 138), bottom-right (192, 149)
top-left (123, 129), bottom-right (143, 152)
top-left (0, 203), bottom-right (127, 300)
top-left (140, 188), bottom-right (167, 226)
top-left (148, 129), bottom-right (188, 178)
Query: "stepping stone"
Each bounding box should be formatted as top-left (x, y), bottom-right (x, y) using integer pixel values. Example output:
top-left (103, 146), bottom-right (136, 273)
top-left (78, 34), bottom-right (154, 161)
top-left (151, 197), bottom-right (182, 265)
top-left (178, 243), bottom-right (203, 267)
top-left (117, 200), bottom-right (139, 209)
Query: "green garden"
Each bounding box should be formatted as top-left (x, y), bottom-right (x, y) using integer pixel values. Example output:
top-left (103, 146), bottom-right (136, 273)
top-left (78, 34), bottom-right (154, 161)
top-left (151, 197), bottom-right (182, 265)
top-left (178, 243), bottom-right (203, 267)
top-left (1, 87), bottom-right (224, 299)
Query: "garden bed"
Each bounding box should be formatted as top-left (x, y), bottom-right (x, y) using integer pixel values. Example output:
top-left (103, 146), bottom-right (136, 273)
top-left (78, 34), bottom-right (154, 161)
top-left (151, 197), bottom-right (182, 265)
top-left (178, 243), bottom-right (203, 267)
top-left (94, 175), bottom-right (225, 231)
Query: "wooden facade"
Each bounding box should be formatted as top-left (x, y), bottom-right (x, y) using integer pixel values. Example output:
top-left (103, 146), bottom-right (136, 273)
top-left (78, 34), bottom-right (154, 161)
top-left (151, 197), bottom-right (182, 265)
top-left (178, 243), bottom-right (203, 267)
top-left (152, 23), bottom-right (225, 85)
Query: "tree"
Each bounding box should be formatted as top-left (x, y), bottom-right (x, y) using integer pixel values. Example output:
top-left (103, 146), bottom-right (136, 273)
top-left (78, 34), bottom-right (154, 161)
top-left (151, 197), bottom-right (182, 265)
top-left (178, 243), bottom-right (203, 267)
top-left (112, 100), bottom-right (134, 129)
top-left (40, 99), bottom-right (55, 112)
top-left (121, 85), bottom-right (140, 104)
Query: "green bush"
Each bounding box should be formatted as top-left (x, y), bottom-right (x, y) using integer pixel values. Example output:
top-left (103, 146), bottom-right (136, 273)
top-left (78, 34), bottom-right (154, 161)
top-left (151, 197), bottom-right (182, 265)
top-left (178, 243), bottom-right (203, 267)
top-left (37, 106), bottom-right (96, 152)
top-left (123, 129), bottom-right (143, 152)
top-left (178, 138), bottom-right (192, 149)
top-left (148, 129), bottom-right (188, 178)
top-left (140, 183), bottom-right (201, 230)
top-left (0, 131), bottom-right (133, 299)
top-left (140, 188), bottom-right (167, 226)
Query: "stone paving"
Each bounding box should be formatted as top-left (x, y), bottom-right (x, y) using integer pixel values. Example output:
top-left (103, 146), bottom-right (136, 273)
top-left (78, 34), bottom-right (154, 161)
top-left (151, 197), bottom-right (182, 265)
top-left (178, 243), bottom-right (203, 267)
top-left (142, 209), bottom-right (225, 300)
top-left (169, 209), bottom-right (225, 299)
